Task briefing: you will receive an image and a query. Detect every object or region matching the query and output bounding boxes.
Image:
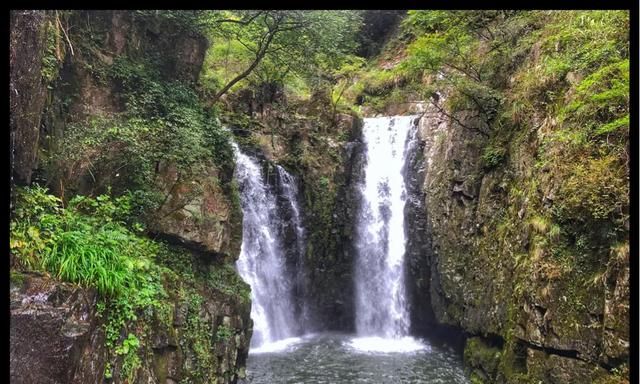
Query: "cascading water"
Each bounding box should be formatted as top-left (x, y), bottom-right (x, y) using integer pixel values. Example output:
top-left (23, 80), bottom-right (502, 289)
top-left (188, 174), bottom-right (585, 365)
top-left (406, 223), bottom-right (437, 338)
top-left (351, 115), bottom-right (422, 351)
top-left (275, 166), bottom-right (309, 329)
top-left (275, 166), bottom-right (305, 269)
top-left (233, 144), bottom-right (298, 349)
top-left (243, 122), bottom-right (469, 383)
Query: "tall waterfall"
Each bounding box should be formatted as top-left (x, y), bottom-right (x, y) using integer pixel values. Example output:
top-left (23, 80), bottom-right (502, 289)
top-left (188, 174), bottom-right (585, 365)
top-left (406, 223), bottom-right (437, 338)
top-left (354, 115), bottom-right (419, 339)
top-left (233, 145), bottom-right (298, 348)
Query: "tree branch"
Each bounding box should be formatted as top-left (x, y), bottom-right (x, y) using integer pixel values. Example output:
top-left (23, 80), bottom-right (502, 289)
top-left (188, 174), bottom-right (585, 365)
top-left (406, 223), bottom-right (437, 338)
top-left (211, 27), bottom-right (278, 103)
top-left (429, 97), bottom-right (489, 138)
top-left (212, 11), bottom-right (264, 25)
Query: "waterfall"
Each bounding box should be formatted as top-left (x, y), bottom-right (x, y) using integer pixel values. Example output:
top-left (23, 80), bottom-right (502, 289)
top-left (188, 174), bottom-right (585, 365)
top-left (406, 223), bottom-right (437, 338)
top-left (233, 145), bottom-right (298, 348)
top-left (275, 166), bottom-right (305, 268)
top-left (353, 115), bottom-right (419, 339)
top-left (275, 166), bottom-right (309, 330)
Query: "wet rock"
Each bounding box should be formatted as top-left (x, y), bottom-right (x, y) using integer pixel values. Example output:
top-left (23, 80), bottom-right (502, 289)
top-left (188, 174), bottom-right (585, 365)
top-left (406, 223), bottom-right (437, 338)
top-left (150, 161), bottom-right (242, 262)
top-left (10, 10), bottom-right (49, 186)
top-left (11, 264), bottom-right (252, 384)
top-left (525, 348), bottom-right (610, 384)
top-left (10, 274), bottom-right (99, 384)
top-left (464, 337), bottom-right (502, 382)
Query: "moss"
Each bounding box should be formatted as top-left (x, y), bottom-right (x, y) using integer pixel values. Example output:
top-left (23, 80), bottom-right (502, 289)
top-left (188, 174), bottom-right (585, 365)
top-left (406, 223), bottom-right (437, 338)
top-left (593, 364), bottom-right (630, 384)
top-left (464, 337), bottom-right (502, 380)
top-left (181, 291), bottom-right (216, 381)
top-left (215, 324), bottom-right (234, 342)
top-left (481, 144), bottom-right (507, 170)
top-left (40, 18), bottom-right (62, 84)
top-left (207, 262), bottom-right (251, 305)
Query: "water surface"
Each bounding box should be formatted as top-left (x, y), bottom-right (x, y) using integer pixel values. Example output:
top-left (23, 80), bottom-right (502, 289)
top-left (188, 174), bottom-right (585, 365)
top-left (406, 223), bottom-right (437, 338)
top-left (246, 333), bottom-right (470, 384)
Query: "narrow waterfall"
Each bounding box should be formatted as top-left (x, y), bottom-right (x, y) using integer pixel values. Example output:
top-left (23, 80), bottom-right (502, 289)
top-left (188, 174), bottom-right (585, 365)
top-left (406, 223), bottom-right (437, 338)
top-left (233, 145), bottom-right (298, 348)
top-left (353, 115), bottom-right (419, 339)
top-left (275, 166), bottom-right (309, 330)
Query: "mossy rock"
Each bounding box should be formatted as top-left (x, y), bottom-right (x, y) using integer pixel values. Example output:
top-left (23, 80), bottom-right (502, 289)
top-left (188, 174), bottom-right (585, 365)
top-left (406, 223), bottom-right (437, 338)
top-left (464, 337), bottom-right (503, 381)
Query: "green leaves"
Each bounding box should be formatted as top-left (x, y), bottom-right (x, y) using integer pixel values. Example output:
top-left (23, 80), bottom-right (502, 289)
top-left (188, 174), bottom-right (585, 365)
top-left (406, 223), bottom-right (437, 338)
top-left (215, 324), bottom-right (234, 342)
top-left (201, 10), bottom-right (363, 99)
top-left (11, 187), bottom-right (160, 297)
top-left (556, 58), bottom-right (629, 154)
top-left (11, 186), bottom-right (172, 383)
top-left (115, 333), bottom-right (140, 356)
top-left (481, 145), bottom-right (507, 170)
top-left (47, 55), bottom-right (234, 224)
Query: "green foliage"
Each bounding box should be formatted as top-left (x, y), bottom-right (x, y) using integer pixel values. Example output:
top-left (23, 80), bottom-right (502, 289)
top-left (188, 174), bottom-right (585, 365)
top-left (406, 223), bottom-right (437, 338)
top-left (513, 11), bottom-right (628, 108)
top-left (133, 10), bottom-right (211, 34)
top-left (42, 222), bottom-right (154, 296)
top-left (215, 324), bottom-right (234, 342)
top-left (10, 186), bottom-right (170, 382)
top-left (115, 333), bottom-right (142, 381)
top-left (538, 11), bottom-right (628, 74)
top-left (481, 145), bottom-right (507, 170)
top-left (155, 245), bottom-right (250, 304)
top-left (110, 57), bottom-right (234, 167)
top-left (10, 185), bottom-right (62, 269)
top-left (464, 337), bottom-right (502, 382)
top-left (98, 269), bottom-right (168, 382)
top-left (556, 154), bottom-right (628, 224)
top-left (181, 292), bottom-right (216, 382)
top-left (47, 56), bottom-right (234, 224)
top-left (10, 187), bottom-right (158, 297)
top-left (401, 10), bottom-right (450, 36)
top-left (360, 68), bottom-right (396, 97)
top-left (209, 263), bottom-right (251, 304)
top-left (559, 59), bottom-right (629, 142)
top-left (68, 192), bottom-right (145, 231)
top-left (200, 10), bottom-right (364, 100)
top-left (41, 18), bottom-right (62, 84)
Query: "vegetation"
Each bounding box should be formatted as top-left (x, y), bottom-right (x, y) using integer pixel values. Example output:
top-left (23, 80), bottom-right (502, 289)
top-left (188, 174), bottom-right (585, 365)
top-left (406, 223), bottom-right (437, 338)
top-left (10, 186), bottom-right (247, 381)
top-left (321, 10), bottom-right (628, 384)
top-left (46, 55), bottom-right (233, 203)
top-left (9, 8), bottom-right (630, 384)
top-left (11, 186), bottom-right (163, 381)
top-left (201, 10), bottom-right (363, 102)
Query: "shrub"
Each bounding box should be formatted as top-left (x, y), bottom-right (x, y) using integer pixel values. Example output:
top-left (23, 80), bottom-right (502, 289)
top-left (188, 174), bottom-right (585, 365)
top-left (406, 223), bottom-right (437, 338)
top-left (482, 145), bottom-right (507, 170)
top-left (10, 186), bottom-right (170, 382)
top-left (11, 186), bottom-right (158, 296)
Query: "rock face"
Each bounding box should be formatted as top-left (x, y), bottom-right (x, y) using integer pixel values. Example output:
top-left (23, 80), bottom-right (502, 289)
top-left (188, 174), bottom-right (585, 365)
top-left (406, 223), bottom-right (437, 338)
top-left (10, 273), bottom-right (101, 384)
top-left (10, 11), bottom-right (49, 187)
top-left (10, 10), bottom-right (251, 384)
top-left (308, 115), bottom-right (363, 331)
top-left (150, 161), bottom-right (242, 262)
top-left (408, 99), bottom-right (629, 382)
top-left (402, 114), bottom-right (437, 337)
top-left (10, 266), bottom-right (251, 384)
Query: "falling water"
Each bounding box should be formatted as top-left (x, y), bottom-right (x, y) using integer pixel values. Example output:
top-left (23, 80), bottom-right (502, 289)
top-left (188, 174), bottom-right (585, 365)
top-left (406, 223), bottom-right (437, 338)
top-left (233, 145), bottom-right (298, 349)
top-left (353, 115), bottom-right (419, 341)
top-left (275, 166), bottom-right (309, 330)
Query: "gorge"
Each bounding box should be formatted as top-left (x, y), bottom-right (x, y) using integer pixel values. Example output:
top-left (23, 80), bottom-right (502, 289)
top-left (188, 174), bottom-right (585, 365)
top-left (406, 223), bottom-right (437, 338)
top-left (10, 9), bottom-right (631, 384)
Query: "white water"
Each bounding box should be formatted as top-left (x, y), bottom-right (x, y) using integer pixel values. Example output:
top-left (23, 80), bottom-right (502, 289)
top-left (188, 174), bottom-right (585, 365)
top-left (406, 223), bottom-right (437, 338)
top-left (233, 145), bottom-right (298, 348)
top-left (347, 336), bottom-right (428, 353)
top-left (275, 165), bottom-right (309, 329)
top-left (275, 166), bottom-right (306, 254)
top-left (353, 115), bottom-right (419, 343)
top-left (249, 336), bottom-right (305, 354)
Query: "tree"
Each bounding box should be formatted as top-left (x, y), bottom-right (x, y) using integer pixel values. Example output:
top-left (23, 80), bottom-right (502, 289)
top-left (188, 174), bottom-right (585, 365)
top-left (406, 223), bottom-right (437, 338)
top-left (399, 11), bottom-right (521, 136)
top-left (203, 10), bottom-right (363, 103)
